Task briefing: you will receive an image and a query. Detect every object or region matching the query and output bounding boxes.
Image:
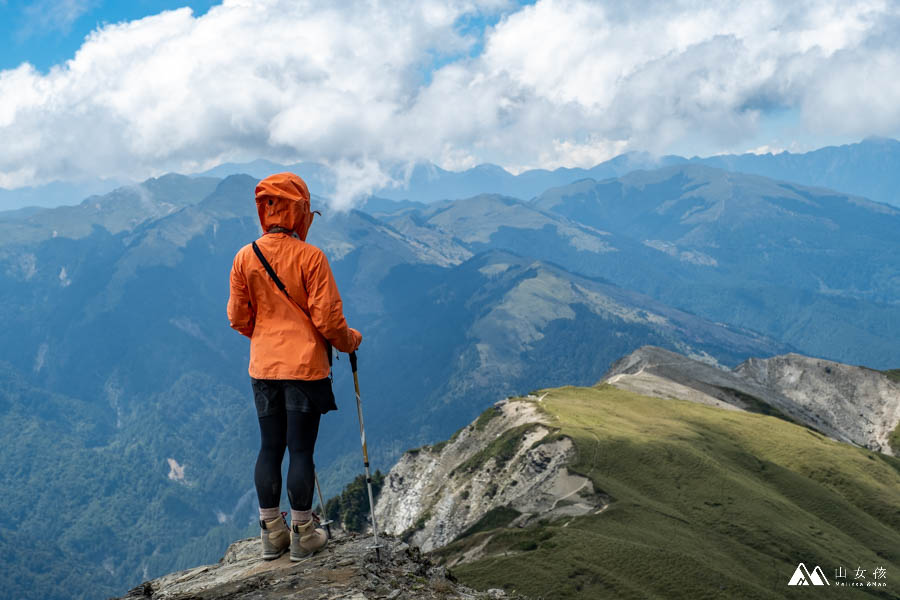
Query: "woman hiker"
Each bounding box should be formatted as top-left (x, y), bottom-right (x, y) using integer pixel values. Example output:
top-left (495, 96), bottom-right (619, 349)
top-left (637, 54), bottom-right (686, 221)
top-left (227, 172), bottom-right (362, 560)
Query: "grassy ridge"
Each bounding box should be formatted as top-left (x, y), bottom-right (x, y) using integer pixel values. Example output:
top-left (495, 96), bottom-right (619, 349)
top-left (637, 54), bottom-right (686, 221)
top-left (444, 385), bottom-right (900, 599)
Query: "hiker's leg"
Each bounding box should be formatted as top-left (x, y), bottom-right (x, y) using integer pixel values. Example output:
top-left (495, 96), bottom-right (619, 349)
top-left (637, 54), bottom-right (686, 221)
top-left (252, 379), bottom-right (288, 512)
top-left (285, 410), bottom-right (321, 519)
top-left (251, 380), bottom-right (290, 558)
top-left (255, 412), bottom-right (287, 508)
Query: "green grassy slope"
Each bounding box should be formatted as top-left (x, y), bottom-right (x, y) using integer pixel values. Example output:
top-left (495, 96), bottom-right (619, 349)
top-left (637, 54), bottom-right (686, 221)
top-left (441, 385), bottom-right (900, 599)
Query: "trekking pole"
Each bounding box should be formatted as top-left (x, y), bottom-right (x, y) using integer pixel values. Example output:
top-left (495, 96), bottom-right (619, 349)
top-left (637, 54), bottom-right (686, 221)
top-left (350, 351), bottom-right (383, 557)
top-left (313, 470), bottom-right (334, 539)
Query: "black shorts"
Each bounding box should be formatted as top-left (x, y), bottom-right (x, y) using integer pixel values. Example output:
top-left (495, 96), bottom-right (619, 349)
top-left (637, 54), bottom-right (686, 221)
top-left (251, 377), bottom-right (338, 417)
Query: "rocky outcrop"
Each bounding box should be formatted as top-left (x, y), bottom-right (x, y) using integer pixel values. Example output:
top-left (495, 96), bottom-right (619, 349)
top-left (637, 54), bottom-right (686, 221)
top-left (113, 532), bottom-right (524, 600)
top-left (603, 346), bottom-right (900, 455)
top-left (736, 353), bottom-right (900, 456)
top-left (375, 398), bottom-right (608, 554)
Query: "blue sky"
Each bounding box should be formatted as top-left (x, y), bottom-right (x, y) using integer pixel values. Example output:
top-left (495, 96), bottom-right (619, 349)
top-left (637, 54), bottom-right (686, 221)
top-left (1, 0), bottom-right (899, 204)
top-left (0, 1), bottom-right (220, 72)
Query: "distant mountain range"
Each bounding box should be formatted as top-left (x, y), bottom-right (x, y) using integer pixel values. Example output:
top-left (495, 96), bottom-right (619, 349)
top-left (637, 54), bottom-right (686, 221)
top-left (0, 177), bottom-right (130, 211)
top-left (191, 137), bottom-right (900, 207)
top-left (1, 159), bottom-right (898, 598)
top-left (3, 137), bottom-right (900, 211)
top-left (200, 136), bottom-right (900, 207)
top-left (371, 165), bottom-right (900, 367)
top-left (689, 136), bottom-right (900, 208)
top-left (531, 164), bottom-right (900, 366)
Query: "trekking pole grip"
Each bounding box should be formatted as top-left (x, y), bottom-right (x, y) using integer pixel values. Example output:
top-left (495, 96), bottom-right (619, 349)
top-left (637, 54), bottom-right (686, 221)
top-left (349, 351), bottom-right (358, 373)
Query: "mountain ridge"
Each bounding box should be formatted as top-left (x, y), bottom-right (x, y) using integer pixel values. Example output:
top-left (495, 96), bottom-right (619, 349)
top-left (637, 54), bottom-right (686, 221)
top-left (603, 346), bottom-right (900, 455)
top-left (376, 351), bottom-right (900, 598)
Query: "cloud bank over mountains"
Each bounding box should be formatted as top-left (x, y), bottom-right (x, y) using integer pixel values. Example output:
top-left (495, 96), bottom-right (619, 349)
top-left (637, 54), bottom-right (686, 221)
top-left (2, 0), bottom-right (900, 207)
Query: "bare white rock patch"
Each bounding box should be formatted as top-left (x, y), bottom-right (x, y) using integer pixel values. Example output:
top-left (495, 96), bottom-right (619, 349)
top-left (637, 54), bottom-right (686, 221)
top-left (33, 342), bottom-right (48, 374)
top-left (167, 458), bottom-right (186, 483)
top-left (375, 398), bottom-right (608, 556)
top-left (58, 266), bottom-right (71, 287)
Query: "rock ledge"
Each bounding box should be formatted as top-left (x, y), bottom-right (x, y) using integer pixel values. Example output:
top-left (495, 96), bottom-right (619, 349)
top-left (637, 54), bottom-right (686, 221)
top-left (114, 532), bottom-right (526, 600)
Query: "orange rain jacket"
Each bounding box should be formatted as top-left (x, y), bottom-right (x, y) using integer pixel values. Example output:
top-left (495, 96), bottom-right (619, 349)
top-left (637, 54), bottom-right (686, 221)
top-left (227, 173), bottom-right (361, 380)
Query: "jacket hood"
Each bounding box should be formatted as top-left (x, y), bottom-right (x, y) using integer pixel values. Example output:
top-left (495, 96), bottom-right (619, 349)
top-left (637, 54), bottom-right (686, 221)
top-left (255, 172), bottom-right (313, 240)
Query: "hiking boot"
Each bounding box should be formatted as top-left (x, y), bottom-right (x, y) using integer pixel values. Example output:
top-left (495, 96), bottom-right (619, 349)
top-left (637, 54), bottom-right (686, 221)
top-left (291, 516), bottom-right (327, 560)
top-left (260, 513), bottom-right (290, 560)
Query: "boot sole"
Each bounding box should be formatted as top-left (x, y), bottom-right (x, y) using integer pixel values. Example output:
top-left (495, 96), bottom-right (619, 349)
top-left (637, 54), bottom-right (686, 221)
top-left (290, 546), bottom-right (324, 561)
top-left (262, 546), bottom-right (289, 560)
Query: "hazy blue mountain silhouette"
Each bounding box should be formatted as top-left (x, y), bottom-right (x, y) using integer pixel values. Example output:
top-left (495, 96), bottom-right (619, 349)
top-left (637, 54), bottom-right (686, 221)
top-left (0, 173), bottom-right (219, 246)
top-left (188, 154), bottom-right (667, 204)
top-left (686, 137), bottom-right (900, 207)
top-left (186, 137), bottom-right (900, 205)
top-left (5, 137), bottom-right (900, 212)
top-left (384, 137), bottom-right (900, 205)
top-left (0, 177), bottom-right (130, 211)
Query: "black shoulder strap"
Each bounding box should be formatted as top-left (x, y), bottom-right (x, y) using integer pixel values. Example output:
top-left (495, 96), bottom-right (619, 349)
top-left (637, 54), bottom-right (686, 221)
top-left (251, 241), bottom-right (333, 368)
top-left (252, 241), bottom-right (289, 296)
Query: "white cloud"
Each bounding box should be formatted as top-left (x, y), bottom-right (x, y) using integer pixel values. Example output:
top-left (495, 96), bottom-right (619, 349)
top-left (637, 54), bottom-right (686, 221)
top-left (468, 0), bottom-right (900, 158)
top-left (329, 158), bottom-right (393, 210)
top-left (743, 145), bottom-right (785, 156)
top-left (1, 0), bottom-right (900, 206)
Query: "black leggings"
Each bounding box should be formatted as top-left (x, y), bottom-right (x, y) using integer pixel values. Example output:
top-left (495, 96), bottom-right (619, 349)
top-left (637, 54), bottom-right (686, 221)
top-left (254, 410), bottom-right (321, 510)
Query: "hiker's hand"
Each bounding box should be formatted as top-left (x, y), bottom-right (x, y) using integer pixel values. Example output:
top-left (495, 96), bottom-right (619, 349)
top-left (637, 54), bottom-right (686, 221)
top-left (349, 328), bottom-right (362, 351)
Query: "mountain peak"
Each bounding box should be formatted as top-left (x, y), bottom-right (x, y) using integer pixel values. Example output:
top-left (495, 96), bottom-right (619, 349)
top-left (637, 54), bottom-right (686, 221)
top-left (860, 135), bottom-right (900, 147)
top-left (472, 163), bottom-right (510, 174)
